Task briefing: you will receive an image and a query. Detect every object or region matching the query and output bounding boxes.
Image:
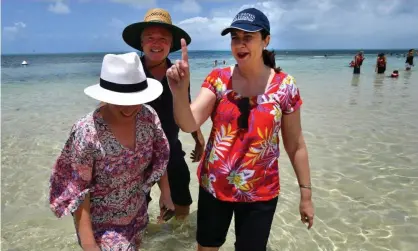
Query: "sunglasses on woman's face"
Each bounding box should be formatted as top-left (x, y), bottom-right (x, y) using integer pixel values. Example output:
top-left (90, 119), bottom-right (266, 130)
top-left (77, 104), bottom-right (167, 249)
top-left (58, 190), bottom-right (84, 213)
top-left (237, 97), bottom-right (250, 130)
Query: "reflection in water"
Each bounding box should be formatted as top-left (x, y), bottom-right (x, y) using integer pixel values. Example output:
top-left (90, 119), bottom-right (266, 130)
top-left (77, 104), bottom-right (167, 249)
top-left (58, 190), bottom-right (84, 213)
top-left (403, 70), bottom-right (412, 84)
top-left (349, 75), bottom-right (361, 105)
top-left (401, 71), bottom-right (412, 97)
top-left (351, 74), bottom-right (360, 87)
top-left (373, 74), bottom-right (385, 100)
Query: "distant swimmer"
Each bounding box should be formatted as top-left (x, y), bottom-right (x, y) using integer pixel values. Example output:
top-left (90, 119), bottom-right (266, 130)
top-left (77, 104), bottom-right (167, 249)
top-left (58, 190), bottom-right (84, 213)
top-left (389, 70), bottom-right (399, 78)
top-left (405, 49), bottom-right (414, 71)
top-left (213, 60), bottom-right (218, 67)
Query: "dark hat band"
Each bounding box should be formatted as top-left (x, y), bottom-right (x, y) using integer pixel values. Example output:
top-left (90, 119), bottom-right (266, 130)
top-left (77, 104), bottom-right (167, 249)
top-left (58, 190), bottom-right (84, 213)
top-left (100, 78), bottom-right (148, 93)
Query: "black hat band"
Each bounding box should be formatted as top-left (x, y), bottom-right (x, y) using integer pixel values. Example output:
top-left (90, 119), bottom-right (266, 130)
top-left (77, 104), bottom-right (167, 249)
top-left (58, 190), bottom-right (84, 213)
top-left (100, 78), bottom-right (148, 93)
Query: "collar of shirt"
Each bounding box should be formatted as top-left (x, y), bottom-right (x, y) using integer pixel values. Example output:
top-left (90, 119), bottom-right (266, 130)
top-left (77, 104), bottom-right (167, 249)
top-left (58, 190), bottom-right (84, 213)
top-left (140, 56), bottom-right (172, 79)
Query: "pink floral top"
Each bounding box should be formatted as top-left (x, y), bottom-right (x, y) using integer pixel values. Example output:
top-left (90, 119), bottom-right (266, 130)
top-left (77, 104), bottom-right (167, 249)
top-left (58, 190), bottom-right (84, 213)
top-left (49, 105), bottom-right (169, 250)
top-left (198, 67), bottom-right (302, 202)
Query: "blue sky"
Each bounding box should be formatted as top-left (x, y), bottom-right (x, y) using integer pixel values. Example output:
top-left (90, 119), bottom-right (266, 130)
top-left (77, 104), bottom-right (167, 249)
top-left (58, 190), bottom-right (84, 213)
top-left (2, 0), bottom-right (418, 54)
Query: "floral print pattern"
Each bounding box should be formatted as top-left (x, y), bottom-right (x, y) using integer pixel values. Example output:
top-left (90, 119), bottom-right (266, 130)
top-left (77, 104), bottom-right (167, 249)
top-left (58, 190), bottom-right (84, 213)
top-left (198, 67), bottom-right (303, 202)
top-left (49, 105), bottom-right (170, 250)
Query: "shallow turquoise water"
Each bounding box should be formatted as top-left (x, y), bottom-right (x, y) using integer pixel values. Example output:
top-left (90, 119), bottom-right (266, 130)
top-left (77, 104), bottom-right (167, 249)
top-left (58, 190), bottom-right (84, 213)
top-left (2, 51), bottom-right (418, 250)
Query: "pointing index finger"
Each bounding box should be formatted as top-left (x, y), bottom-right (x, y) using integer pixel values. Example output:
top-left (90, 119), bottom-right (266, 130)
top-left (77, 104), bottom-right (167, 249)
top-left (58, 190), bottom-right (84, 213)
top-left (181, 38), bottom-right (188, 62)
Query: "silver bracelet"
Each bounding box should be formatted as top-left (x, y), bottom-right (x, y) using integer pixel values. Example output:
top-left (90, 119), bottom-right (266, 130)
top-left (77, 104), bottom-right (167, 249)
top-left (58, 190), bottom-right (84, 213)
top-left (299, 184), bottom-right (312, 190)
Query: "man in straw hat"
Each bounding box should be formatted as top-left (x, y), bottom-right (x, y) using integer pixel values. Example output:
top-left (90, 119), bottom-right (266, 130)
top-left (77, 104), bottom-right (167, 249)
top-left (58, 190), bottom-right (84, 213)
top-left (122, 8), bottom-right (205, 220)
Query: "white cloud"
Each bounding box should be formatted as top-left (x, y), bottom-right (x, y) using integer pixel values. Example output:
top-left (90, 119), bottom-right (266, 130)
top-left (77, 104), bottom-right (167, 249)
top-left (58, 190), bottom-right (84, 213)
top-left (91, 18), bottom-right (126, 42)
top-left (109, 18), bottom-right (126, 29)
top-left (294, 24), bottom-right (318, 31)
top-left (198, 0), bottom-right (245, 2)
top-left (3, 22), bottom-right (27, 40)
top-left (178, 16), bottom-right (231, 49)
top-left (174, 0), bottom-right (202, 14)
top-left (109, 0), bottom-right (156, 9)
top-left (376, 0), bottom-right (400, 15)
top-left (175, 0), bottom-right (418, 49)
top-left (176, 1), bottom-right (285, 50)
top-left (48, 0), bottom-right (70, 14)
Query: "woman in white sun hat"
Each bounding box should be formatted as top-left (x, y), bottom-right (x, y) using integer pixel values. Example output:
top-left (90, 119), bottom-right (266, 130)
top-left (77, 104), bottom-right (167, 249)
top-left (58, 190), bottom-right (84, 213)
top-left (49, 52), bottom-right (174, 251)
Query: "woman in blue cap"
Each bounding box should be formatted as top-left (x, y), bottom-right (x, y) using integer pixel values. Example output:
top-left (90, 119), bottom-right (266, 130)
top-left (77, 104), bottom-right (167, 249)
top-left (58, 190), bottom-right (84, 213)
top-left (167, 8), bottom-right (314, 251)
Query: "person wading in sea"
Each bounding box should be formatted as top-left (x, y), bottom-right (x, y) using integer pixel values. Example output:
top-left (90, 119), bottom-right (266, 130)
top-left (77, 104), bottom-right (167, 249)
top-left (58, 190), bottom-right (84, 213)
top-left (50, 52), bottom-right (173, 250)
top-left (122, 8), bottom-right (205, 220)
top-left (167, 8), bottom-right (314, 251)
top-left (353, 51), bottom-right (365, 74)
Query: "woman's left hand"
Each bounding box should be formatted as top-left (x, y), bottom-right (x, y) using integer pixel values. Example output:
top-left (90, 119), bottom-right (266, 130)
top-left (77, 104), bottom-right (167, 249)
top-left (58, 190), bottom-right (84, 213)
top-left (300, 198), bottom-right (314, 229)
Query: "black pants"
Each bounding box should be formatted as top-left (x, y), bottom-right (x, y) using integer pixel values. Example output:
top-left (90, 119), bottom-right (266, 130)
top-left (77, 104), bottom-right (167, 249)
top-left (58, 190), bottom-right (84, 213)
top-left (377, 67), bottom-right (386, 74)
top-left (353, 66), bottom-right (361, 74)
top-left (196, 186), bottom-right (278, 251)
top-left (146, 140), bottom-right (192, 206)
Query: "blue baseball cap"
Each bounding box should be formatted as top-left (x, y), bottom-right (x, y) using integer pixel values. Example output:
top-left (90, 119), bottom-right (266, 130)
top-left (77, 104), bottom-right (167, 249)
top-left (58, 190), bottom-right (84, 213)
top-left (221, 8), bottom-right (270, 36)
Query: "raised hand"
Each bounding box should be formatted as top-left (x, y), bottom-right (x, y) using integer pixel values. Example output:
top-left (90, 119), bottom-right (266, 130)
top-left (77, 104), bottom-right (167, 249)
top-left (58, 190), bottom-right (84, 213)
top-left (167, 38), bottom-right (190, 95)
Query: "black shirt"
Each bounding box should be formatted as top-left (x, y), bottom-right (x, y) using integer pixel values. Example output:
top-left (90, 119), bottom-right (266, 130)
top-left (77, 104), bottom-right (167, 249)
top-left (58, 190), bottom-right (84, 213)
top-left (406, 55), bottom-right (414, 65)
top-left (141, 56), bottom-right (191, 154)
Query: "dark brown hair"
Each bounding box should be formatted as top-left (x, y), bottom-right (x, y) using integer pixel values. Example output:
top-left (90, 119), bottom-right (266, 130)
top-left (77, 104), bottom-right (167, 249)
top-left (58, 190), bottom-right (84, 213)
top-left (261, 30), bottom-right (281, 73)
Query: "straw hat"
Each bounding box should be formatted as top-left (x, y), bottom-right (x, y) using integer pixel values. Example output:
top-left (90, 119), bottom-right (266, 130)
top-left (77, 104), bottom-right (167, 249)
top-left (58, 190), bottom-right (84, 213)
top-left (84, 52), bottom-right (163, 106)
top-left (122, 8), bottom-right (191, 53)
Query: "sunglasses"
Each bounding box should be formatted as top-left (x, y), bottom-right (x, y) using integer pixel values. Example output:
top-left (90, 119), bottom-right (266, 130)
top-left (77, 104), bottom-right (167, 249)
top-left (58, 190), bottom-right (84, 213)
top-left (237, 97), bottom-right (250, 130)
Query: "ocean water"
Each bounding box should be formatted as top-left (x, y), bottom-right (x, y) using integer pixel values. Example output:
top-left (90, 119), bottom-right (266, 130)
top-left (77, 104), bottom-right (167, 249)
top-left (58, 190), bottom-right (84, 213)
top-left (1, 50), bottom-right (418, 251)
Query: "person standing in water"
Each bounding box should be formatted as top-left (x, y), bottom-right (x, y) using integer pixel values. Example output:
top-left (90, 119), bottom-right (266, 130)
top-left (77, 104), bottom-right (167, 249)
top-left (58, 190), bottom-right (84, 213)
top-left (214, 60), bottom-right (218, 67)
top-left (353, 51), bottom-right (365, 74)
top-left (405, 49), bottom-right (414, 71)
top-left (122, 8), bottom-right (205, 220)
top-left (375, 53), bottom-right (386, 74)
top-left (167, 8), bottom-right (314, 251)
top-left (49, 52), bottom-right (173, 250)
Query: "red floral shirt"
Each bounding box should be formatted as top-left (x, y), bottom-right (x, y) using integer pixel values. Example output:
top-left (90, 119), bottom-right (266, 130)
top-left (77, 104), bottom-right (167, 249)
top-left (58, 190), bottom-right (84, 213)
top-left (198, 67), bottom-right (303, 202)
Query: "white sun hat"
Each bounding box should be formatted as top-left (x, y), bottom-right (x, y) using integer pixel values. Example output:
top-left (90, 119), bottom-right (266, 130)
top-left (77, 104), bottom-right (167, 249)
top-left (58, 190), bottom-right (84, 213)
top-left (84, 52), bottom-right (163, 106)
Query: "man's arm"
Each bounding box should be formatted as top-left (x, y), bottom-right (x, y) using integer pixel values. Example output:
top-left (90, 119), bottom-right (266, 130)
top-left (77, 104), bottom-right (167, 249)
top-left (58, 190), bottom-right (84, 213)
top-left (191, 129), bottom-right (204, 144)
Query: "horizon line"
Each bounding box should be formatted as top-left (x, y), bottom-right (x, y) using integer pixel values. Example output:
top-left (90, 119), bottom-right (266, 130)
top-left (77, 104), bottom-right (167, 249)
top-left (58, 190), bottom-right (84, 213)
top-left (2, 48), bottom-right (413, 56)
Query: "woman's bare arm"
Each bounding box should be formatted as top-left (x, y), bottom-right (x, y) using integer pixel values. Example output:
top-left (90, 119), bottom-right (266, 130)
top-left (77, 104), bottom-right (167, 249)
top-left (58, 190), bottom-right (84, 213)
top-left (281, 109), bottom-right (312, 200)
